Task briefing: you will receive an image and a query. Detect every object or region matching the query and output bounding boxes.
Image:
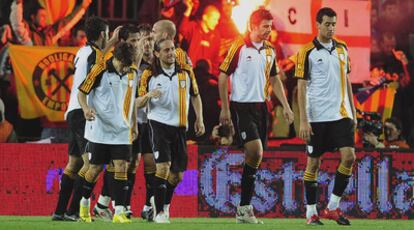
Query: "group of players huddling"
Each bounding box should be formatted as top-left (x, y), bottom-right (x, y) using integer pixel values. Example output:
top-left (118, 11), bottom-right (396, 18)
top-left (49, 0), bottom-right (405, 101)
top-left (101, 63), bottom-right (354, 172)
top-left (52, 7), bottom-right (357, 226)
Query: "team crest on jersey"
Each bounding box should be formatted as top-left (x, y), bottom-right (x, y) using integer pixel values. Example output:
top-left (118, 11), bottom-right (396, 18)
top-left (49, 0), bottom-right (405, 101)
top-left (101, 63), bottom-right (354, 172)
top-left (241, 132), bottom-right (247, 140)
top-left (32, 52), bottom-right (75, 112)
top-left (154, 151), bottom-right (159, 160)
top-left (180, 80), bottom-right (186, 88)
top-left (307, 145), bottom-right (313, 154)
top-left (339, 53), bottom-right (345, 62)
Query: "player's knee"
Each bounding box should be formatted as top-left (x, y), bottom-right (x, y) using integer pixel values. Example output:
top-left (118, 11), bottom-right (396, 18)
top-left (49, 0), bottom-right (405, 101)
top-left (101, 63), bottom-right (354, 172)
top-left (78, 164), bottom-right (90, 178)
top-left (67, 157), bottom-right (83, 172)
top-left (306, 157), bottom-right (321, 173)
top-left (85, 165), bottom-right (103, 182)
top-left (341, 148), bottom-right (356, 167)
top-left (167, 172), bottom-right (183, 186)
top-left (63, 167), bottom-right (77, 179)
top-left (143, 154), bottom-right (156, 172)
top-left (113, 160), bottom-right (127, 173)
top-left (245, 153), bottom-right (262, 168)
top-left (89, 164), bottom-right (103, 174)
top-left (155, 162), bottom-right (171, 180)
top-left (342, 154), bottom-right (356, 167)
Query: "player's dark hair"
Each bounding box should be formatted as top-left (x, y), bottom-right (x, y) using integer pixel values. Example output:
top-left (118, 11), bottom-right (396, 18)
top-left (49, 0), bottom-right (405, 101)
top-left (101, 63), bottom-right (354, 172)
top-left (137, 23), bottom-right (152, 36)
top-left (119, 24), bottom-right (140, 41)
top-left (113, 42), bottom-right (135, 67)
top-left (84, 16), bottom-right (108, 42)
top-left (316, 7), bottom-right (337, 23)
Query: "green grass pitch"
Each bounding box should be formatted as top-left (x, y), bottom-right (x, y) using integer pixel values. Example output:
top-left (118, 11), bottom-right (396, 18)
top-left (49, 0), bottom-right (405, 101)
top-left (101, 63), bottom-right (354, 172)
top-left (0, 216), bottom-right (413, 230)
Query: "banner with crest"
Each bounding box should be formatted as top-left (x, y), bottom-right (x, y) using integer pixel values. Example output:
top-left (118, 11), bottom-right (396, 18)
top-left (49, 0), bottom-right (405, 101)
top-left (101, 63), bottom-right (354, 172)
top-left (9, 45), bottom-right (78, 121)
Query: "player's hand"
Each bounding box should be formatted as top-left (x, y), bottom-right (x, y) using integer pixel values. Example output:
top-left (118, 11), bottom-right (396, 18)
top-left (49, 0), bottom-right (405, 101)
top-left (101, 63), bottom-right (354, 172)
top-left (83, 107), bottom-right (96, 121)
top-left (108, 26), bottom-right (122, 44)
top-left (299, 121), bottom-right (313, 142)
top-left (283, 106), bottom-right (294, 124)
top-left (148, 89), bottom-right (161, 99)
top-left (194, 119), bottom-right (205, 137)
top-left (219, 108), bottom-right (232, 126)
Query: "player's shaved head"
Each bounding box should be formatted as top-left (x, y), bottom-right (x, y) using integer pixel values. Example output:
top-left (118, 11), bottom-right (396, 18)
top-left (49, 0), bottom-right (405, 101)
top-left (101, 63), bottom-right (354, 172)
top-left (153, 19), bottom-right (176, 41)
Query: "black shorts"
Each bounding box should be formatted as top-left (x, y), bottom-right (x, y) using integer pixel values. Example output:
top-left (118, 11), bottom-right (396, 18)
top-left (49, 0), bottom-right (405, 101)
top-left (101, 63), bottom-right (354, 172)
top-left (231, 102), bottom-right (268, 149)
top-left (86, 142), bottom-right (131, 165)
top-left (148, 120), bottom-right (187, 173)
top-left (132, 122), bottom-right (153, 154)
top-left (67, 109), bottom-right (87, 157)
top-left (307, 118), bottom-right (355, 157)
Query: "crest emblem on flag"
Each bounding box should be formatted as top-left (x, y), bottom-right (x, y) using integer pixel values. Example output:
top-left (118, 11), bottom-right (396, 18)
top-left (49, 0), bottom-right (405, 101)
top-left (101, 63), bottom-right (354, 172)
top-left (32, 52), bottom-right (75, 112)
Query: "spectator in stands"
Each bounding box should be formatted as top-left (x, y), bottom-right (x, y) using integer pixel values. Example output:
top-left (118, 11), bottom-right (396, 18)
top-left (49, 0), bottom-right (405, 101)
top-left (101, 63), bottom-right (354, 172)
top-left (59, 25), bottom-right (87, 47)
top-left (160, 0), bottom-right (200, 27)
top-left (0, 98), bottom-right (17, 143)
top-left (180, 2), bottom-right (221, 75)
top-left (9, 0), bottom-right (91, 142)
top-left (363, 117), bottom-right (410, 149)
top-left (377, 0), bottom-right (411, 54)
top-left (376, 33), bottom-right (414, 148)
top-left (384, 117), bottom-right (410, 148)
top-left (372, 32), bottom-right (410, 87)
top-left (0, 25), bottom-right (14, 81)
top-left (71, 26), bottom-right (87, 47)
top-left (216, 0), bottom-right (240, 62)
top-left (9, 0), bottom-right (91, 46)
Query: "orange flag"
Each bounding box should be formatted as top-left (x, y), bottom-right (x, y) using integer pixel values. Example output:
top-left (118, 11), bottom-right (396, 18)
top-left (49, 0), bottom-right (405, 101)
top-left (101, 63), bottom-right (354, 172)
top-left (9, 45), bottom-right (79, 121)
top-left (38, 0), bottom-right (76, 25)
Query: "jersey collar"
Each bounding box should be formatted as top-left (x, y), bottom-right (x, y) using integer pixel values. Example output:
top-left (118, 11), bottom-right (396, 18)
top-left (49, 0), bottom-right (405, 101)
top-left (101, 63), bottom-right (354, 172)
top-left (313, 37), bottom-right (338, 52)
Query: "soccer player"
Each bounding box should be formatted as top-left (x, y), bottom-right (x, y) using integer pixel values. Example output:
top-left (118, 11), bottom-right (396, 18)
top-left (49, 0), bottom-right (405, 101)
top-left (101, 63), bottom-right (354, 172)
top-left (137, 19), bottom-right (194, 221)
top-left (137, 38), bottom-right (204, 223)
top-left (77, 39), bottom-right (142, 223)
top-left (295, 7), bottom-right (356, 225)
top-left (52, 16), bottom-right (109, 221)
top-left (92, 23), bottom-right (148, 220)
top-left (125, 23), bottom-right (155, 219)
top-left (218, 8), bottom-right (294, 224)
